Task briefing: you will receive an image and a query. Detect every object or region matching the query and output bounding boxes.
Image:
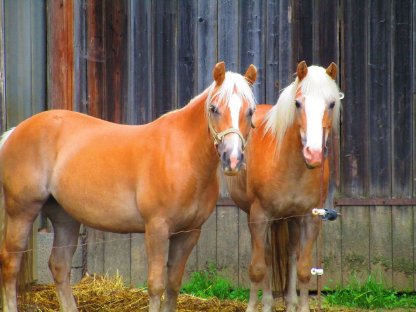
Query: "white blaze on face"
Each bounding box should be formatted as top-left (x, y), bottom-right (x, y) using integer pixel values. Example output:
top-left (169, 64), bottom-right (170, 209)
top-left (229, 93), bottom-right (242, 157)
top-left (304, 96), bottom-right (326, 150)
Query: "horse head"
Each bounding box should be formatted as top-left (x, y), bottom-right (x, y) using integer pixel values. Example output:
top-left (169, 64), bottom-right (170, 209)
top-left (207, 62), bottom-right (257, 175)
top-left (293, 61), bottom-right (342, 168)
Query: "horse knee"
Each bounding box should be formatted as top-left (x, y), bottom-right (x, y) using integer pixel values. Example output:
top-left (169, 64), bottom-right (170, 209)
top-left (48, 257), bottom-right (70, 284)
top-left (148, 277), bottom-right (165, 297)
top-left (249, 262), bottom-right (267, 283)
top-left (297, 262), bottom-right (312, 284)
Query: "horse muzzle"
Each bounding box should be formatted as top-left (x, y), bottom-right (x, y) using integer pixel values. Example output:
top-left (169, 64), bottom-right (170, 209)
top-left (220, 148), bottom-right (245, 176)
top-left (303, 146), bottom-right (323, 168)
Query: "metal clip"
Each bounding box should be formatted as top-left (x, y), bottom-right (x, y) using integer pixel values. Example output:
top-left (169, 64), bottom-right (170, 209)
top-left (311, 268), bottom-right (324, 276)
top-left (312, 208), bottom-right (340, 221)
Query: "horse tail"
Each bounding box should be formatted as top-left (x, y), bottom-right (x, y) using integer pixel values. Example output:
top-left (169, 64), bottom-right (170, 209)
top-left (270, 220), bottom-right (289, 295)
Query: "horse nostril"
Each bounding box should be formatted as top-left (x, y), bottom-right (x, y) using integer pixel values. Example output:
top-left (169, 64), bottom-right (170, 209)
top-left (221, 151), bottom-right (227, 162)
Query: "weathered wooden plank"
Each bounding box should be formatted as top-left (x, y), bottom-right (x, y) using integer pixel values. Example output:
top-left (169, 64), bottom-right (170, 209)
top-left (238, 210), bottom-right (251, 287)
top-left (86, 0), bottom-right (105, 118)
top-left (73, 0), bottom-right (87, 113)
top-left (413, 0), bottom-right (416, 292)
top-left (340, 0), bottom-right (370, 286)
top-left (0, 0), bottom-right (5, 132)
top-left (177, 0), bottom-right (197, 108)
top-left (30, 1), bottom-right (46, 114)
top-left (392, 207), bottom-right (413, 290)
top-left (292, 0), bottom-right (313, 65)
top-left (102, 0), bottom-right (127, 123)
top-left (314, 0), bottom-right (338, 66)
top-left (218, 0), bottom-right (239, 71)
top-left (265, 0), bottom-right (292, 104)
top-left (104, 233), bottom-right (131, 284)
top-left (391, 0), bottom-right (413, 290)
top-left (367, 0), bottom-right (393, 286)
top-left (130, 233), bottom-right (147, 287)
top-left (153, 0), bottom-right (177, 117)
top-left (197, 0), bottom-right (217, 93)
top-left (240, 0), bottom-right (265, 103)
top-left (369, 206), bottom-right (392, 287)
top-left (128, 0), bottom-right (152, 124)
top-left (47, 0), bottom-right (74, 110)
top-left (5, 1), bottom-right (34, 125)
top-left (86, 228), bottom-right (105, 275)
top-left (216, 206), bottom-right (239, 281)
top-left (196, 209), bottom-right (217, 271)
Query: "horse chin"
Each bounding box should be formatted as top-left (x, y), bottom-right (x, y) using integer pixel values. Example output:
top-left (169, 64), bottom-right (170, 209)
top-left (304, 159), bottom-right (322, 169)
top-left (223, 168), bottom-right (240, 176)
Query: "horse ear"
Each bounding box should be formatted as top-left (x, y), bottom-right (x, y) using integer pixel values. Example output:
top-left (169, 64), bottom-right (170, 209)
top-left (297, 61), bottom-right (308, 81)
top-left (244, 64), bottom-right (257, 85)
top-left (326, 62), bottom-right (338, 80)
top-left (213, 62), bottom-right (226, 85)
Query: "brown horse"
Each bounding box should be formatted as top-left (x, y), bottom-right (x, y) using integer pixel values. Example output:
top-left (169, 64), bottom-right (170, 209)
top-left (224, 61), bottom-right (341, 312)
top-left (0, 62), bottom-right (257, 312)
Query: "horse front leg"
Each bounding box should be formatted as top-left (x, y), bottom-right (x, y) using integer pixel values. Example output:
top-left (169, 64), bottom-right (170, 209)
top-left (284, 219), bottom-right (301, 312)
top-left (247, 202), bottom-right (270, 312)
top-left (145, 218), bottom-right (169, 312)
top-left (161, 229), bottom-right (201, 312)
top-left (297, 215), bottom-right (321, 312)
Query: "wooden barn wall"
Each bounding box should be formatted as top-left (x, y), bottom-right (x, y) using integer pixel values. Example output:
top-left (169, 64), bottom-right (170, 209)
top-left (0, 0), bottom-right (415, 291)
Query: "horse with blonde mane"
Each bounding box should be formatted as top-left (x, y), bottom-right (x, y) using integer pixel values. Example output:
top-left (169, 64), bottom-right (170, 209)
top-left (0, 62), bottom-right (257, 312)
top-left (224, 61), bottom-right (342, 312)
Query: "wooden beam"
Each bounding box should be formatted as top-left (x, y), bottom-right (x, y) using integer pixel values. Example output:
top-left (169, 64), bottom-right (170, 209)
top-left (47, 0), bottom-right (74, 110)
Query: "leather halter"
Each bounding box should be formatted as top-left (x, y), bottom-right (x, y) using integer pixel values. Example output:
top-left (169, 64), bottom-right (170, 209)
top-left (207, 110), bottom-right (247, 149)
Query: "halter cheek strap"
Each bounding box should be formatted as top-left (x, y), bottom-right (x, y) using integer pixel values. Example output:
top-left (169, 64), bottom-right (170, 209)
top-left (208, 111), bottom-right (247, 149)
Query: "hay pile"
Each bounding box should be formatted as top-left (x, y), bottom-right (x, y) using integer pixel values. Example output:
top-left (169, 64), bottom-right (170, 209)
top-left (18, 275), bottom-right (341, 311)
top-left (19, 275), bottom-right (251, 312)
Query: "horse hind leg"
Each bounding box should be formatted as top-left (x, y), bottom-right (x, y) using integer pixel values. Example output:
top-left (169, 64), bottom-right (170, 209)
top-left (43, 200), bottom-right (80, 312)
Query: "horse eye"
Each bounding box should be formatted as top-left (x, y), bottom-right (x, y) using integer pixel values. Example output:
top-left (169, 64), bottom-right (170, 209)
top-left (329, 102), bottom-right (335, 109)
top-left (247, 108), bottom-right (254, 117)
top-left (295, 100), bottom-right (302, 108)
top-left (209, 104), bottom-right (219, 114)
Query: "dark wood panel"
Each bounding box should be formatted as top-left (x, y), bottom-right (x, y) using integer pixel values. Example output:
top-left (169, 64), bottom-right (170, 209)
top-left (292, 0), bottom-right (313, 65)
top-left (196, 0), bottom-right (217, 93)
top-left (340, 0), bottom-right (369, 196)
top-left (368, 0), bottom-right (391, 196)
top-left (86, 0), bottom-right (105, 118)
top-left (391, 0), bottom-right (413, 197)
top-left (103, 0), bottom-right (128, 123)
top-left (265, 0), bottom-right (292, 104)
top-left (240, 0), bottom-right (265, 103)
top-left (130, 0), bottom-right (152, 124)
top-left (218, 0), bottom-right (239, 71)
top-left (153, 0), bottom-right (177, 118)
top-left (314, 0), bottom-right (338, 67)
top-left (177, 0), bottom-right (197, 108)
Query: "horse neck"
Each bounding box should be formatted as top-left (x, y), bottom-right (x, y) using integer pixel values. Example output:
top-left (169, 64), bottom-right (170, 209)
top-left (179, 89), bottom-right (219, 171)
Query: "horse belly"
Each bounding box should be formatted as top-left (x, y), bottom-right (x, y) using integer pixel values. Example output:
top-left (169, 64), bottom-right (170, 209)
top-left (52, 187), bottom-right (145, 233)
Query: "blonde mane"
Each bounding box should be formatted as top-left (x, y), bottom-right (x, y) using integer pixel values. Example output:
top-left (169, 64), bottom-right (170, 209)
top-left (264, 65), bottom-right (342, 148)
top-left (205, 71), bottom-right (256, 113)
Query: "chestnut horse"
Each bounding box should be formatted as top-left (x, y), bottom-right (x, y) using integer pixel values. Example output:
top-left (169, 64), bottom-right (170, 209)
top-left (0, 62), bottom-right (257, 312)
top-left (224, 61), bottom-right (341, 312)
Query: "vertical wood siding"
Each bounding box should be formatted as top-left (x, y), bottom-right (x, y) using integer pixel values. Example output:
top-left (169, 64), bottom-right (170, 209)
top-left (1, 0), bottom-right (415, 290)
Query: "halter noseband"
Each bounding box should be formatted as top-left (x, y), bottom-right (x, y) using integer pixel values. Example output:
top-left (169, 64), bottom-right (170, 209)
top-left (207, 111), bottom-right (248, 149)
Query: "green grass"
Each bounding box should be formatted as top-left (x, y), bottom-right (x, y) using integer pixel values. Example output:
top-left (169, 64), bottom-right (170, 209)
top-left (324, 274), bottom-right (416, 309)
top-left (180, 265), bottom-right (250, 301)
